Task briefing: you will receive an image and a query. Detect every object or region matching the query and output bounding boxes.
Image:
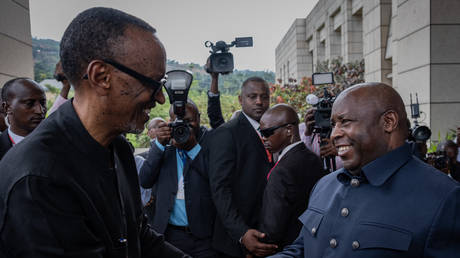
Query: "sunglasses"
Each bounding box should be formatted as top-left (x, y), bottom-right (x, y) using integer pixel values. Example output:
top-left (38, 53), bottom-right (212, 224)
top-left (259, 122), bottom-right (296, 138)
top-left (83, 59), bottom-right (166, 95)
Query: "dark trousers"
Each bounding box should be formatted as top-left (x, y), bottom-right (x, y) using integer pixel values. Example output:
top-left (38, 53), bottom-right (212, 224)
top-left (165, 225), bottom-right (217, 258)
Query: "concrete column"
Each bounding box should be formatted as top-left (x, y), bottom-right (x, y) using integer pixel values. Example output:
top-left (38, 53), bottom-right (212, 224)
top-left (342, 0), bottom-right (364, 63)
top-left (362, 0), bottom-right (392, 85)
top-left (0, 0), bottom-right (33, 87)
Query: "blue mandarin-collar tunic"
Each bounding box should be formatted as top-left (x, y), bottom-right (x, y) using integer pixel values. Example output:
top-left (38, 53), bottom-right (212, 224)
top-left (270, 143), bottom-right (460, 258)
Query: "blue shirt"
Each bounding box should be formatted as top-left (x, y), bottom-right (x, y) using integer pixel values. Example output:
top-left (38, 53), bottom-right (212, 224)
top-left (155, 139), bottom-right (201, 226)
top-left (270, 143), bottom-right (460, 258)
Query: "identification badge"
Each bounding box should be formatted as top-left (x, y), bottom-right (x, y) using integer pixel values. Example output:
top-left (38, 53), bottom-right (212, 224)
top-left (177, 176), bottom-right (185, 200)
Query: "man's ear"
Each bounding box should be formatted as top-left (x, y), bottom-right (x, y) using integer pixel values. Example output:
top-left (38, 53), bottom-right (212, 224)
top-left (86, 60), bottom-right (111, 95)
top-left (382, 110), bottom-right (399, 133)
top-left (238, 94), bottom-right (242, 106)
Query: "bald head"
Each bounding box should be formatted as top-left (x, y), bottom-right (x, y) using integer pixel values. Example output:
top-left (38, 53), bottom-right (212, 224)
top-left (260, 104), bottom-right (300, 153)
top-left (331, 82), bottom-right (409, 174)
top-left (263, 104), bottom-right (299, 127)
top-left (335, 82), bottom-right (408, 134)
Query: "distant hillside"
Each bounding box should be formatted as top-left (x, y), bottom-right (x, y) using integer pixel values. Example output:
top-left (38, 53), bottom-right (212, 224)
top-left (33, 38), bottom-right (60, 82)
top-left (32, 38), bottom-right (275, 95)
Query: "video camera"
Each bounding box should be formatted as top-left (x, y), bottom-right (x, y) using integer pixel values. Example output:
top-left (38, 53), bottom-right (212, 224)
top-left (163, 70), bottom-right (193, 144)
top-left (409, 93), bottom-right (431, 142)
top-left (306, 73), bottom-right (336, 139)
top-left (204, 37), bottom-right (253, 74)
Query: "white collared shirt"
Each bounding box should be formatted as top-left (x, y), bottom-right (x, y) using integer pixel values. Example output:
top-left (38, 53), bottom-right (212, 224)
top-left (242, 111), bottom-right (261, 136)
top-left (278, 141), bottom-right (303, 161)
top-left (8, 128), bottom-right (25, 145)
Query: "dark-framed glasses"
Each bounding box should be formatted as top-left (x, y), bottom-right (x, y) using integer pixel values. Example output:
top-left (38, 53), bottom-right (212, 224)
top-left (83, 59), bottom-right (166, 94)
top-left (259, 122), bottom-right (296, 138)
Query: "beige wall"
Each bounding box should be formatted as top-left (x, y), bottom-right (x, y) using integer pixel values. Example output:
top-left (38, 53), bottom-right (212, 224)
top-left (275, 0), bottom-right (460, 140)
top-left (0, 0), bottom-right (33, 88)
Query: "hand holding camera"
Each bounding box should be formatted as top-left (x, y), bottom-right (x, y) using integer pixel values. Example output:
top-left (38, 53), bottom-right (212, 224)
top-left (155, 121), bottom-right (172, 146)
top-left (303, 108), bottom-right (316, 136)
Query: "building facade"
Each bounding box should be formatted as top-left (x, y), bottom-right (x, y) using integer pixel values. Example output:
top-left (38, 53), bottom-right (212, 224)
top-left (0, 0), bottom-right (33, 88)
top-left (276, 0), bottom-right (460, 140)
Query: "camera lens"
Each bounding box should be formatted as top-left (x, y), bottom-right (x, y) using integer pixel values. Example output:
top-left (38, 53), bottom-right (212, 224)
top-left (172, 123), bottom-right (190, 144)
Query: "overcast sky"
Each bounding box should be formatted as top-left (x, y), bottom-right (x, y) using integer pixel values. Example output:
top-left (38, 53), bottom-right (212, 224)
top-left (30, 0), bottom-right (317, 72)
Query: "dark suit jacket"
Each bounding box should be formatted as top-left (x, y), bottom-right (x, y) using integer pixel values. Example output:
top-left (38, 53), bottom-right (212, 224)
top-left (206, 114), bottom-right (272, 257)
top-left (0, 101), bottom-right (187, 258)
top-left (259, 142), bottom-right (324, 249)
top-left (0, 130), bottom-right (12, 161)
top-left (139, 127), bottom-right (215, 239)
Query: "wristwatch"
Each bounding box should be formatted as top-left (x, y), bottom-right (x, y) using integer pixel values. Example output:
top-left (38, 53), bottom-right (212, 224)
top-left (207, 90), bottom-right (220, 97)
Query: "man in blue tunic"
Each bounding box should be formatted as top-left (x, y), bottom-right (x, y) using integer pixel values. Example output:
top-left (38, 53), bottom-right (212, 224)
top-left (269, 82), bottom-right (460, 258)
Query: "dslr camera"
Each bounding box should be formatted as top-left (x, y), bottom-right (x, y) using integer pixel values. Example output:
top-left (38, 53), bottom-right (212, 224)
top-left (204, 37), bottom-right (253, 74)
top-left (163, 70), bottom-right (194, 144)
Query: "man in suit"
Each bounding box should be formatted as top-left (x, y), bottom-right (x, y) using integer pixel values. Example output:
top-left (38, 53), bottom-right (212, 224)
top-left (0, 7), bottom-right (187, 257)
top-left (258, 104), bottom-right (324, 250)
top-left (139, 100), bottom-right (217, 257)
top-left (269, 83), bottom-right (460, 258)
top-left (207, 77), bottom-right (278, 257)
top-left (0, 78), bottom-right (46, 160)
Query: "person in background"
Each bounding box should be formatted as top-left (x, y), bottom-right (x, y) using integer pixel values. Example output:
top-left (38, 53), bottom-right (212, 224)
top-left (48, 60), bottom-right (71, 115)
top-left (140, 100), bottom-right (217, 257)
top-left (137, 117), bottom-right (166, 159)
top-left (207, 77), bottom-right (277, 258)
top-left (0, 78), bottom-right (46, 160)
top-left (0, 7), bottom-right (188, 257)
top-left (300, 108), bottom-right (343, 172)
top-left (443, 140), bottom-right (460, 181)
top-left (258, 104), bottom-right (323, 251)
top-left (269, 82), bottom-right (460, 258)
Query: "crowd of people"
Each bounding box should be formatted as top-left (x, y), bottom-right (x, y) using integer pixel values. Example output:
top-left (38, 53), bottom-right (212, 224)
top-left (0, 7), bottom-right (459, 258)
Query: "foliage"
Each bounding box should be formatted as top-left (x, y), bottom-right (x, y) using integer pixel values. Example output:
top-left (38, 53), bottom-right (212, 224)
top-left (427, 129), bottom-right (458, 153)
top-left (33, 38), bottom-right (60, 81)
top-left (271, 58), bottom-right (365, 119)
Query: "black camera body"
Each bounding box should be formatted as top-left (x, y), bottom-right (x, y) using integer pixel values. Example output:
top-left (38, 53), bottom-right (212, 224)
top-left (205, 37), bottom-right (253, 74)
top-left (164, 70), bottom-right (193, 144)
top-left (312, 88), bottom-right (336, 139)
top-left (409, 93), bottom-right (431, 143)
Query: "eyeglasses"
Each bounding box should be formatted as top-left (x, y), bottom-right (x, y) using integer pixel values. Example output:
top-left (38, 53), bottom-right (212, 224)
top-left (83, 59), bottom-right (166, 95)
top-left (259, 122), bottom-right (296, 138)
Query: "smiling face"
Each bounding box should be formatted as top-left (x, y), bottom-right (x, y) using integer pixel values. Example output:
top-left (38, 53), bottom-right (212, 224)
top-left (239, 81), bottom-right (270, 122)
top-left (4, 79), bottom-right (46, 136)
top-left (108, 27), bottom-right (166, 134)
top-left (330, 89), bottom-right (390, 174)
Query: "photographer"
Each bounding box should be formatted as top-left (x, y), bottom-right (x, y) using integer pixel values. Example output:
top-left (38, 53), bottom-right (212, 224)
top-left (139, 100), bottom-right (217, 257)
top-left (300, 107), bottom-right (343, 172)
top-left (442, 140), bottom-right (460, 181)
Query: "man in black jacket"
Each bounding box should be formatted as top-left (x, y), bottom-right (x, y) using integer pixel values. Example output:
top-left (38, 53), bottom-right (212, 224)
top-left (258, 104), bottom-right (324, 250)
top-left (0, 78), bottom-right (46, 160)
top-left (0, 7), bottom-right (187, 258)
top-left (140, 101), bottom-right (217, 257)
top-left (207, 77), bottom-right (277, 257)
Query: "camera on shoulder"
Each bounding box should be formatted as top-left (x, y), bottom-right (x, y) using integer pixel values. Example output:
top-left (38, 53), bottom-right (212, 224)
top-left (204, 37), bottom-right (253, 74)
top-left (164, 70), bottom-right (194, 144)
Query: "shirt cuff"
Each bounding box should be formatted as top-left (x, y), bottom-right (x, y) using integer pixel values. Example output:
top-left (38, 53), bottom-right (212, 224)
top-left (186, 144), bottom-right (201, 160)
top-left (154, 139), bottom-right (165, 151)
